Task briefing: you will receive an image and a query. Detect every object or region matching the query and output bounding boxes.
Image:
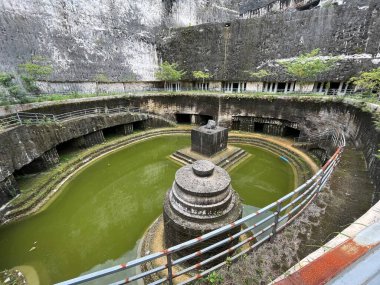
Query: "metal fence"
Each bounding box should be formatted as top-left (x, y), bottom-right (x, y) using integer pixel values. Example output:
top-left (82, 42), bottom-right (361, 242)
top-left (0, 107), bottom-right (141, 131)
top-left (56, 130), bottom-right (346, 285)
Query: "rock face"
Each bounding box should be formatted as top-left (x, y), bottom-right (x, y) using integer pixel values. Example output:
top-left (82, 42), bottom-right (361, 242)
top-left (163, 160), bottom-right (242, 262)
top-left (0, 0), bottom-right (239, 81)
top-left (191, 121), bottom-right (228, 156)
top-left (159, 0), bottom-right (380, 82)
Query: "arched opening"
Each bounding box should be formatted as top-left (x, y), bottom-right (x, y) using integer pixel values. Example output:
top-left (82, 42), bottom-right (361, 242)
top-left (283, 126), bottom-right (301, 138)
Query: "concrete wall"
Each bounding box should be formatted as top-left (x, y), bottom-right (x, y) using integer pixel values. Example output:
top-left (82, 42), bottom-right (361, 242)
top-left (0, 112), bottom-right (147, 182)
top-left (0, 95), bottom-right (379, 205)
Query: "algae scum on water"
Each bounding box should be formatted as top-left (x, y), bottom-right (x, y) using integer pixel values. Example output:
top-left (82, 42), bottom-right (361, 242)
top-left (0, 135), bottom-right (294, 284)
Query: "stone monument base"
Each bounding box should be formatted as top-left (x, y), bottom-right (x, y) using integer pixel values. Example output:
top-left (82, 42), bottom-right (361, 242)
top-left (139, 215), bottom-right (253, 284)
top-left (170, 146), bottom-right (249, 169)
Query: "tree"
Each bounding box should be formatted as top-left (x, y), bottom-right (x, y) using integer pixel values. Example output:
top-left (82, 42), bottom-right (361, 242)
top-left (277, 49), bottom-right (339, 91)
top-left (18, 56), bottom-right (53, 79)
top-left (350, 67), bottom-right (380, 97)
top-left (248, 69), bottom-right (272, 80)
top-left (18, 56), bottom-right (53, 93)
top-left (155, 61), bottom-right (186, 90)
top-left (192, 70), bottom-right (211, 83)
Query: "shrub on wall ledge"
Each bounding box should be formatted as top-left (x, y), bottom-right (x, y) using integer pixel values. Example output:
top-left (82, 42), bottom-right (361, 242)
top-left (18, 56), bottom-right (53, 94)
top-left (277, 49), bottom-right (339, 91)
top-left (155, 61), bottom-right (186, 89)
top-left (350, 67), bottom-right (380, 98)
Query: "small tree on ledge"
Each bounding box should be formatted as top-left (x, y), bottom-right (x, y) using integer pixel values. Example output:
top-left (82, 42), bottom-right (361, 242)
top-left (248, 69), bottom-right (272, 81)
top-left (192, 70), bottom-right (211, 83)
top-left (155, 61), bottom-right (186, 91)
top-left (350, 67), bottom-right (380, 98)
top-left (193, 70), bottom-right (212, 90)
top-left (277, 49), bottom-right (339, 92)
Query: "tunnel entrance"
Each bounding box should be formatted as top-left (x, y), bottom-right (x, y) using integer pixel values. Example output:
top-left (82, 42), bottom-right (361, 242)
top-left (328, 82), bottom-right (341, 95)
top-left (102, 125), bottom-right (119, 139)
top-left (277, 82), bottom-right (286, 92)
top-left (254, 122), bottom-right (265, 133)
top-left (283, 126), bottom-right (300, 138)
top-left (199, 115), bottom-right (213, 125)
top-left (175, 114), bottom-right (192, 124)
top-left (232, 83), bottom-right (239, 92)
top-left (133, 121), bottom-right (145, 130)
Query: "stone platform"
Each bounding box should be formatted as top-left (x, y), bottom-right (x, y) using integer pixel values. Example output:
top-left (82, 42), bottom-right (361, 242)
top-left (170, 146), bottom-right (249, 169)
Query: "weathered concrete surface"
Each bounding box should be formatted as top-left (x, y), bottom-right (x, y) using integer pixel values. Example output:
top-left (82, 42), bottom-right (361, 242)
top-left (0, 175), bottom-right (19, 206)
top-left (1, 94), bottom-right (378, 201)
top-left (71, 130), bottom-right (105, 149)
top-left (0, 0), bottom-right (239, 81)
top-left (0, 112), bottom-right (147, 182)
top-left (159, 0), bottom-right (380, 81)
top-left (17, 147), bottom-right (60, 174)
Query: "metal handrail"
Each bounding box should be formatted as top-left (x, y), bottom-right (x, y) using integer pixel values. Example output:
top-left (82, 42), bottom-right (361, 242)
top-left (56, 129), bottom-right (345, 285)
top-left (0, 106), bottom-right (141, 131)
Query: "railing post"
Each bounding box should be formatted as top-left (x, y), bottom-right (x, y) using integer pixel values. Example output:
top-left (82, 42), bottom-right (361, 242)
top-left (16, 113), bottom-right (22, 125)
top-left (166, 252), bottom-right (174, 285)
top-left (270, 202), bottom-right (282, 243)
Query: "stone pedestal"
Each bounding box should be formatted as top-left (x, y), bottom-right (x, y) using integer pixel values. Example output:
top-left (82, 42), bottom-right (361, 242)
top-left (191, 122), bottom-right (228, 157)
top-left (163, 160), bottom-right (242, 265)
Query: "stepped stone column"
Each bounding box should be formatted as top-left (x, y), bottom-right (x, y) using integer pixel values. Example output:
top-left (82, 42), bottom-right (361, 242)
top-left (163, 160), bottom-right (242, 264)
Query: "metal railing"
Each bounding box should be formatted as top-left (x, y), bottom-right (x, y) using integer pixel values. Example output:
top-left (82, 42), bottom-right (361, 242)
top-left (0, 107), bottom-right (141, 131)
top-left (56, 130), bottom-right (346, 285)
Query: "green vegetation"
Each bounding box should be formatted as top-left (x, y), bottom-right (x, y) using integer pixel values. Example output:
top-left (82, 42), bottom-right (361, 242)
top-left (155, 61), bottom-right (186, 87)
top-left (0, 56), bottom-right (54, 105)
top-left (278, 49), bottom-right (339, 91)
top-left (248, 69), bottom-right (272, 80)
top-left (0, 73), bottom-right (14, 87)
top-left (93, 73), bottom-right (110, 83)
top-left (0, 72), bottom-right (24, 105)
top-left (192, 70), bottom-right (211, 83)
top-left (18, 56), bottom-right (53, 93)
top-left (198, 272), bottom-right (224, 285)
top-left (350, 67), bottom-right (380, 97)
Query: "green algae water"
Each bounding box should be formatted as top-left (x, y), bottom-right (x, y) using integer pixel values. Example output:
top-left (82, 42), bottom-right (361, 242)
top-left (0, 135), bottom-right (294, 284)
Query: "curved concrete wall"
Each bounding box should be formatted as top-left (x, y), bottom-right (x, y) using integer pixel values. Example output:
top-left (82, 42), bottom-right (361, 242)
top-left (0, 95), bottom-right (378, 204)
top-left (0, 112), bottom-right (146, 181)
top-left (15, 96), bottom-right (380, 185)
